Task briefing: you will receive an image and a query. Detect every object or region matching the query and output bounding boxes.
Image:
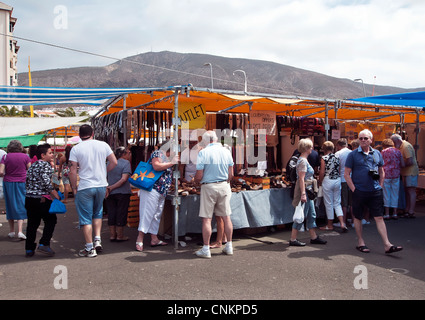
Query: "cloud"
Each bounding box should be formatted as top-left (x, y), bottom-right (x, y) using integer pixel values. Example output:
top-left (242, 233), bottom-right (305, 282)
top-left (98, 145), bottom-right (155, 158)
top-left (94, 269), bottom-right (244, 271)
top-left (8, 0), bottom-right (425, 88)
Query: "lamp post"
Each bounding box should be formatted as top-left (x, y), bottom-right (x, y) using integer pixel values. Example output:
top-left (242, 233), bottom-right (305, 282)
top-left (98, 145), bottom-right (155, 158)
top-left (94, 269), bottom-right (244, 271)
top-left (233, 69), bottom-right (247, 94)
top-left (204, 63), bottom-right (213, 90)
top-left (354, 78), bottom-right (366, 97)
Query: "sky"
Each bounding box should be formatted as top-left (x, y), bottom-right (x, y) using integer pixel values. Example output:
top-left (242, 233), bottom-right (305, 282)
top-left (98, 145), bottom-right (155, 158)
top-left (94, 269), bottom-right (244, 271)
top-left (5, 0), bottom-right (425, 89)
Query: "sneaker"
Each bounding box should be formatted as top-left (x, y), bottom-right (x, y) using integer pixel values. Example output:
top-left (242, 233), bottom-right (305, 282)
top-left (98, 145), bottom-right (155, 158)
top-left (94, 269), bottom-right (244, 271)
top-left (222, 245), bottom-right (233, 256)
top-left (289, 239), bottom-right (306, 246)
top-left (195, 249), bottom-right (211, 259)
top-left (7, 232), bottom-right (15, 239)
top-left (37, 245), bottom-right (55, 257)
top-left (94, 240), bottom-right (103, 253)
top-left (78, 247), bottom-right (97, 258)
top-left (25, 250), bottom-right (35, 258)
top-left (18, 232), bottom-right (27, 240)
top-left (310, 236), bottom-right (327, 245)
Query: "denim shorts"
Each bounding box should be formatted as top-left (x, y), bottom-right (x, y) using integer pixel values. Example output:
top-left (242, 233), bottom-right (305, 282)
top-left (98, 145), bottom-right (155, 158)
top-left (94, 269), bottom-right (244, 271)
top-left (75, 187), bottom-right (106, 226)
top-left (403, 175), bottom-right (418, 188)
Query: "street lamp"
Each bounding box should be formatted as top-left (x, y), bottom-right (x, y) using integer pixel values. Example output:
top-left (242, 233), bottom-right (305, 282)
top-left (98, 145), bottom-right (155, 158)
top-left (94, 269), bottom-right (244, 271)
top-left (204, 63), bottom-right (213, 90)
top-left (233, 69), bottom-right (247, 94)
top-left (354, 78), bottom-right (366, 97)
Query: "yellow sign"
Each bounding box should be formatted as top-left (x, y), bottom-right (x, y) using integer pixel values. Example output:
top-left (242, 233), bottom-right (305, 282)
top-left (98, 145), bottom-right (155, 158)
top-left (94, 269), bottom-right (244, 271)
top-left (176, 102), bottom-right (206, 129)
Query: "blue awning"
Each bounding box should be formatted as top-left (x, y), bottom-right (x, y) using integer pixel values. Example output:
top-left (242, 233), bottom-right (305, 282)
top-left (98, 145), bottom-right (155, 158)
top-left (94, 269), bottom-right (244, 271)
top-left (352, 91), bottom-right (425, 107)
top-left (0, 86), bottom-right (156, 106)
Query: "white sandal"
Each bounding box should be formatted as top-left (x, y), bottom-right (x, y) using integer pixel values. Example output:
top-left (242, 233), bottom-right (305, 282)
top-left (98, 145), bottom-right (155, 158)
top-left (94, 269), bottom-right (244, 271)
top-left (8, 232), bottom-right (15, 238)
top-left (135, 242), bottom-right (143, 252)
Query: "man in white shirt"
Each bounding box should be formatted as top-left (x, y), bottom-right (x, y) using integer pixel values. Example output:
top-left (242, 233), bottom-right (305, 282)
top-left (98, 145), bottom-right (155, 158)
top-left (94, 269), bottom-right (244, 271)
top-left (69, 125), bottom-right (117, 257)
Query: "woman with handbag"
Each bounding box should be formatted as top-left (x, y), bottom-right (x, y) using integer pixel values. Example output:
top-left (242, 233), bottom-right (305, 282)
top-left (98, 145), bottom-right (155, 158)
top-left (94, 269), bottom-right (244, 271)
top-left (289, 138), bottom-right (327, 247)
top-left (318, 141), bottom-right (347, 232)
top-left (135, 140), bottom-right (179, 252)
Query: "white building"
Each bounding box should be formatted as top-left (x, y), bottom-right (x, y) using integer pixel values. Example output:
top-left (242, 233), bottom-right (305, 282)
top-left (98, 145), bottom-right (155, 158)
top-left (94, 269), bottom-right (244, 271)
top-left (0, 2), bottom-right (18, 86)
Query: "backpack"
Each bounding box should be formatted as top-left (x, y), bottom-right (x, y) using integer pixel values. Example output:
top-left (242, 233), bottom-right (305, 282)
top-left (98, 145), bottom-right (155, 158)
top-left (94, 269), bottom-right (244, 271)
top-left (286, 154), bottom-right (299, 184)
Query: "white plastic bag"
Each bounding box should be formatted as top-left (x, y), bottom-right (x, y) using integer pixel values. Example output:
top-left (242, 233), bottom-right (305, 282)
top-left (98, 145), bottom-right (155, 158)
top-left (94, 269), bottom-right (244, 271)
top-left (293, 201), bottom-right (305, 224)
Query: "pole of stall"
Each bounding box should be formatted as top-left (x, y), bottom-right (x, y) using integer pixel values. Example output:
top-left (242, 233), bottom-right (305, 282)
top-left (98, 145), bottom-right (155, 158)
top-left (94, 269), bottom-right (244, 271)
top-left (172, 88), bottom-right (181, 250)
top-left (123, 95), bottom-right (127, 148)
top-left (324, 102), bottom-right (329, 141)
top-left (415, 109), bottom-right (420, 159)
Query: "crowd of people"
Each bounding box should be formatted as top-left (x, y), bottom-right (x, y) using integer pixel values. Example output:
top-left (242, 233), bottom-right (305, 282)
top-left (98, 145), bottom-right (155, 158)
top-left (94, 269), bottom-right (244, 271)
top-left (0, 125), bottom-right (418, 258)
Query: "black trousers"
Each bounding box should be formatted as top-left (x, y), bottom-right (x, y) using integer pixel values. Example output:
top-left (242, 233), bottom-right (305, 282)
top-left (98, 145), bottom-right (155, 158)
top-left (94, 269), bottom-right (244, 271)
top-left (25, 197), bottom-right (57, 251)
top-left (105, 193), bottom-right (130, 227)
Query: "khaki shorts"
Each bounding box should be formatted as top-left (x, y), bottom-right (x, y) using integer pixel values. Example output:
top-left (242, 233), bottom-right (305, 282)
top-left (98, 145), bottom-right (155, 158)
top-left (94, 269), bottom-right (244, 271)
top-left (199, 181), bottom-right (232, 219)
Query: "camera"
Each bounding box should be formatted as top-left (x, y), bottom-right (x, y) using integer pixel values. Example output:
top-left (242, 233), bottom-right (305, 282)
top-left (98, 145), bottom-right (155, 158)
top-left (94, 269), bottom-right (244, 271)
top-left (368, 170), bottom-right (380, 180)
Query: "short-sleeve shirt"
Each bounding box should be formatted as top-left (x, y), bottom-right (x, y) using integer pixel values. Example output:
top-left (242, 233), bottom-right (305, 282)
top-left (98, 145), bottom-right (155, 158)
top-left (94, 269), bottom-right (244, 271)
top-left (335, 147), bottom-right (351, 183)
top-left (381, 147), bottom-right (402, 179)
top-left (322, 153), bottom-right (340, 179)
top-left (107, 158), bottom-right (132, 195)
top-left (1, 152), bottom-right (30, 183)
top-left (345, 147), bottom-right (384, 192)
top-left (196, 143), bottom-right (234, 184)
top-left (400, 141), bottom-right (419, 176)
top-left (149, 150), bottom-right (173, 196)
top-left (69, 139), bottom-right (113, 191)
top-left (296, 157), bottom-right (314, 190)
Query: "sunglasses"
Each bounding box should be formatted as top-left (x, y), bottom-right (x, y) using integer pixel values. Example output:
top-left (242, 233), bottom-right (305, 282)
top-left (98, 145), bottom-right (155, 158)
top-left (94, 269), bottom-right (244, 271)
top-left (359, 137), bottom-right (369, 141)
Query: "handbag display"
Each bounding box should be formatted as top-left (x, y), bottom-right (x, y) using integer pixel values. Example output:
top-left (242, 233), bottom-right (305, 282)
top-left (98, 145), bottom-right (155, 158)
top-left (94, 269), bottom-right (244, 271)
top-left (293, 201), bottom-right (305, 224)
top-left (49, 199), bottom-right (67, 214)
top-left (128, 160), bottom-right (163, 191)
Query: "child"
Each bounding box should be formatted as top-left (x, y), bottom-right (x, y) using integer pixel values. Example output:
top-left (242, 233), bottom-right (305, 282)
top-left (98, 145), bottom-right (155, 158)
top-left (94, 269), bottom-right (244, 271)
top-left (25, 144), bottom-right (61, 257)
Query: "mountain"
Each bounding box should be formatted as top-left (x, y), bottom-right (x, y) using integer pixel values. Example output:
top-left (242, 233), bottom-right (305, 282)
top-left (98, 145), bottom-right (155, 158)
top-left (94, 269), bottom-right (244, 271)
top-left (17, 51), bottom-right (423, 99)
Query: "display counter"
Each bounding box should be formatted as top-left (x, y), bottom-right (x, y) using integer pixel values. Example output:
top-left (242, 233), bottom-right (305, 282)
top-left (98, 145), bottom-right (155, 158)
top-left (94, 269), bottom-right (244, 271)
top-left (161, 188), bottom-right (295, 236)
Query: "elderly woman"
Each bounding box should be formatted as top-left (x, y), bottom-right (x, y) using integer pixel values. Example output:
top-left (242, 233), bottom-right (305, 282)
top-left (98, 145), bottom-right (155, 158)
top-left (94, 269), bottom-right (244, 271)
top-left (381, 138), bottom-right (404, 219)
top-left (135, 141), bottom-right (179, 252)
top-left (318, 141), bottom-right (347, 231)
top-left (289, 138), bottom-right (327, 247)
top-left (105, 147), bottom-right (132, 242)
top-left (0, 140), bottom-right (31, 240)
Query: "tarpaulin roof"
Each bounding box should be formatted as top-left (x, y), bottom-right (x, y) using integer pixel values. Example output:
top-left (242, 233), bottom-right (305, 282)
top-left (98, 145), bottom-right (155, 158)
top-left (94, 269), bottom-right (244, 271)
top-left (98, 86), bottom-right (425, 124)
top-left (0, 134), bottom-right (45, 148)
top-left (352, 91), bottom-right (425, 107)
top-left (0, 85), bottom-right (152, 106)
top-left (0, 116), bottom-right (87, 137)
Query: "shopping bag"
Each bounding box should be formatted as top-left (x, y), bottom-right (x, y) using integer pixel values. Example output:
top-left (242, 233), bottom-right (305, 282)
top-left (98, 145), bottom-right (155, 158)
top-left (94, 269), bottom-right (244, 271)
top-left (293, 201), bottom-right (305, 224)
top-left (49, 199), bottom-right (67, 214)
top-left (128, 161), bottom-right (163, 191)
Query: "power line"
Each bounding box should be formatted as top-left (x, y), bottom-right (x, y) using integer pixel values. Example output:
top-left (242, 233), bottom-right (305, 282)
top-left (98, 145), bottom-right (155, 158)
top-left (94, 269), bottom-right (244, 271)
top-left (1, 33), bottom-right (301, 95)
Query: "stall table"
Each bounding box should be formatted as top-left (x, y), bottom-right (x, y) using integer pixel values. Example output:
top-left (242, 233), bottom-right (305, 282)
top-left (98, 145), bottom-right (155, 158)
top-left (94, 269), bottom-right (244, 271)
top-left (161, 188), bottom-right (295, 237)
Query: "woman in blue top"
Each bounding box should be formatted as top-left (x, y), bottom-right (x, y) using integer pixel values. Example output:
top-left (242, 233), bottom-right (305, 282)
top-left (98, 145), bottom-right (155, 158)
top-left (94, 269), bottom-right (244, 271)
top-left (289, 138), bottom-right (327, 247)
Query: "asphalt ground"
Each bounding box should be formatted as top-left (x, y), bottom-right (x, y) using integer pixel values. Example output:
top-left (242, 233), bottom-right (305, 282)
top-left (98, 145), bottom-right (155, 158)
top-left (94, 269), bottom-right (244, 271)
top-left (1, 196), bottom-right (424, 307)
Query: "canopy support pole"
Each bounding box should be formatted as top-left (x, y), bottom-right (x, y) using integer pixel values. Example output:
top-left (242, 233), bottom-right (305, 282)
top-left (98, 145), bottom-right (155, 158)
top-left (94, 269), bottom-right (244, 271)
top-left (172, 88), bottom-right (181, 250)
top-left (324, 102), bottom-right (329, 141)
top-left (123, 95), bottom-right (127, 148)
top-left (415, 109), bottom-right (420, 158)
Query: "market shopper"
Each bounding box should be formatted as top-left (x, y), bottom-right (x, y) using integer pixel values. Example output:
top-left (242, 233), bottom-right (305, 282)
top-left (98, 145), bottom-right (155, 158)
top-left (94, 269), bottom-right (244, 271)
top-left (58, 145), bottom-right (73, 203)
top-left (390, 134), bottom-right (419, 218)
top-left (136, 140), bottom-right (179, 252)
top-left (69, 124), bottom-right (117, 258)
top-left (194, 130), bottom-right (234, 258)
top-left (25, 144), bottom-right (61, 257)
top-left (0, 140), bottom-right (31, 240)
top-left (345, 129), bottom-right (402, 254)
top-left (290, 138), bottom-right (327, 247)
top-left (318, 141), bottom-right (346, 232)
top-left (335, 138), bottom-right (353, 226)
top-left (105, 146), bottom-right (132, 242)
top-left (381, 138), bottom-right (404, 219)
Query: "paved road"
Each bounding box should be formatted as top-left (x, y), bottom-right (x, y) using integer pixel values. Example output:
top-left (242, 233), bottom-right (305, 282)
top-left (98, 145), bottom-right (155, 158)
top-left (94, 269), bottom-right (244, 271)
top-left (1, 197), bottom-right (424, 303)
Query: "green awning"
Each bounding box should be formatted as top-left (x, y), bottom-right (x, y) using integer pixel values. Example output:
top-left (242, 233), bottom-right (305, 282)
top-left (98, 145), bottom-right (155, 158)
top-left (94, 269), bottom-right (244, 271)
top-left (0, 134), bottom-right (45, 148)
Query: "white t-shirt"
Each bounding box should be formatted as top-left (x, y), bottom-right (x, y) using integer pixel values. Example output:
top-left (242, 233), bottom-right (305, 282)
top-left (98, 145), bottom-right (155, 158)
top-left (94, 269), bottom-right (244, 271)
top-left (69, 139), bottom-right (113, 191)
top-left (335, 147), bottom-right (351, 183)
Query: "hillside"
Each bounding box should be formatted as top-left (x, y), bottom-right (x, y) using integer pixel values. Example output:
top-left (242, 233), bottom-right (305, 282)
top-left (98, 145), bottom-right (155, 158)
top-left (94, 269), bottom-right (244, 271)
top-left (17, 51), bottom-right (422, 99)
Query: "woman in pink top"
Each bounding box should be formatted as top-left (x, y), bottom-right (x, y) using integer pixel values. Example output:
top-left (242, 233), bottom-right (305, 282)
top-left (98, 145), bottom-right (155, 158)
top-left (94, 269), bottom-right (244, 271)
top-left (0, 140), bottom-right (31, 239)
top-left (381, 139), bottom-right (404, 220)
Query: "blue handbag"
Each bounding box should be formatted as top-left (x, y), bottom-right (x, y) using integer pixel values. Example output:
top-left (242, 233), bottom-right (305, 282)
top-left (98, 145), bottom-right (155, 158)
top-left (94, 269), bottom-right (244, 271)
top-left (128, 158), bottom-right (163, 191)
top-left (49, 199), bottom-right (67, 214)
